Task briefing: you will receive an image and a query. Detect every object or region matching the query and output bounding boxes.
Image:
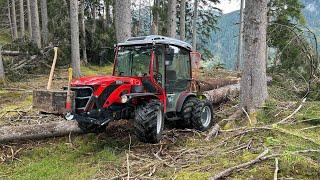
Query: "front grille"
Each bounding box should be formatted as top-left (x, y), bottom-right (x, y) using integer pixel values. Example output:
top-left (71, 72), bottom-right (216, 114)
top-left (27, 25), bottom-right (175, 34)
top-left (71, 86), bottom-right (93, 111)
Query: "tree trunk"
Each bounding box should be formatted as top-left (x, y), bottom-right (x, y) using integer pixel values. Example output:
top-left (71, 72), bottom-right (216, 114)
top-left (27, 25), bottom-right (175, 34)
top-left (235, 0), bottom-right (245, 71)
top-left (167, 0), bottom-right (176, 38)
top-left (92, 3), bottom-right (96, 34)
top-left (151, 0), bottom-right (159, 35)
top-left (11, 0), bottom-right (18, 40)
top-left (26, 0), bottom-right (32, 37)
top-left (70, 0), bottom-right (81, 77)
top-left (40, 0), bottom-right (49, 45)
top-left (192, 0), bottom-right (198, 51)
top-left (105, 0), bottom-right (111, 29)
top-left (240, 0), bottom-right (268, 114)
top-left (0, 46), bottom-right (5, 83)
top-left (114, 0), bottom-right (131, 43)
top-left (0, 121), bottom-right (83, 143)
top-left (19, 0), bottom-right (25, 38)
top-left (30, 0), bottom-right (41, 48)
top-left (179, 0), bottom-right (186, 41)
top-left (80, 0), bottom-right (88, 64)
top-left (7, 0), bottom-right (14, 39)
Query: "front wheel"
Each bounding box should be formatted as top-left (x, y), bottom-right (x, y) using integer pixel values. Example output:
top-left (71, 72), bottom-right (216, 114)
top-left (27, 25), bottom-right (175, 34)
top-left (191, 100), bottom-right (215, 131)
top-left (134, 100), bottom-right (164, 143)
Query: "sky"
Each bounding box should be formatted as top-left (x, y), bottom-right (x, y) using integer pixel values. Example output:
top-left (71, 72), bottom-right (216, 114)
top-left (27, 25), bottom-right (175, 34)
top-left (214, 0), bottom-right (241, 14)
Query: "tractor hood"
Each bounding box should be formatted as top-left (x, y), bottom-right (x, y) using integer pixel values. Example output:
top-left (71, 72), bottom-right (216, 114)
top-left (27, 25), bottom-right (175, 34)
top-left (71, 76), bottom-right (142, 86)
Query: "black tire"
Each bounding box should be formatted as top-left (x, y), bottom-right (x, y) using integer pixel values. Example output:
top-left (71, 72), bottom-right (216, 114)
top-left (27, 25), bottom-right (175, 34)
top-left (134, 100), bottom-right (164, 143)
top-left (78, 122), bottom-right (106, 133)
top-left (176, 97), bottom-right (198, 128)
top-left (191, 99), bottom-right (215, 131)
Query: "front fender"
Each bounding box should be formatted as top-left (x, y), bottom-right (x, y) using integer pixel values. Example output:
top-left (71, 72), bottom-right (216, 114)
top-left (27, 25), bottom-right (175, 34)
top-left (176, 92), bottom-right (197, 112)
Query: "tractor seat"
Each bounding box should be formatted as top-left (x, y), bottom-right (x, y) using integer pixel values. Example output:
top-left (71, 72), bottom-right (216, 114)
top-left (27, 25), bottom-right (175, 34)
top-left (166, 70), bottom-right (177, 92)
top-left (166, 70), bottom-right (177, 81)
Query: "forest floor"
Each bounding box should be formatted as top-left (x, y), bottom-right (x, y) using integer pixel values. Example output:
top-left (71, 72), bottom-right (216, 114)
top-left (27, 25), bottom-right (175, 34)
top-left (0, 65), bottom-right (319, 179)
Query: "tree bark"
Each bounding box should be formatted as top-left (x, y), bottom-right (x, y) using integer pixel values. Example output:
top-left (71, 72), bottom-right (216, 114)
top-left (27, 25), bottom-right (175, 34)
top-left (240, 0), bottom-right (268, 114)
top-left (0, 46), bottom-right (5, 83)
top-left (114, 0), bottom-right (131, 43)
top-left (179, 0), bottom-right (186, 41)
top-left (19, 0), bottom-right (25, 38)
top-left (26, 0), bottom-right (32, 37)
top-left (105, 0), bottom-right (111, 28)
top-left (70, 0), bottom-right (81, 77)
top-left (7, 0), bottom-right (14, 39)
top-left (40, 0), bottom-right (49, 45)
top-left (0, 121), bottom-right (83, 143)
top-left (30, 0), bottom-right (41, 48)
top-left (167, 0), bottom-right (176, 38)
top-left (203, 84), bottom-right (240, 104)
top-left (80, 0), bottom-right (88, 64)
top-left (235, 0), bottom-right (245, 71)
top-left (192, 0), bottom-right (198, 51)
top-left (11, 0), bottom-right (19, 40)
top-left (92, 3), bottom-right (96, 34)
top-left (151, 0), bottom-right (159, 35)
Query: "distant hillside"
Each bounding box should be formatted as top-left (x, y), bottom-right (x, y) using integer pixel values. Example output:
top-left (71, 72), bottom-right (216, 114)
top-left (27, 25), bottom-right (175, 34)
top-left (209, 0), bottom-right (320, 69)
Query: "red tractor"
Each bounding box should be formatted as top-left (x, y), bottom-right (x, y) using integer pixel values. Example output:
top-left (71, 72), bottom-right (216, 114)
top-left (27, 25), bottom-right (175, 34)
top-left (66, 35), bottom-right (214, 143)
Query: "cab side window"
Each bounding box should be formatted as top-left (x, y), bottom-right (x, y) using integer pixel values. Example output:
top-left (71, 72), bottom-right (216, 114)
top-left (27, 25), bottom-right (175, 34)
top-left (165, 45), bottom-right (191, 92)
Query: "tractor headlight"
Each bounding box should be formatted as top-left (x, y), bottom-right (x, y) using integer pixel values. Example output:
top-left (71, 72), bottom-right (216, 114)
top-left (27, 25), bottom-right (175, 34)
top-left (120, 95), bottom-right (128, 103)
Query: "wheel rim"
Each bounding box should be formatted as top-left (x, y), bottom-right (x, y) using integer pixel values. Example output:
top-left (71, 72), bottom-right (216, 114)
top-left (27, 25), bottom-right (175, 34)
top-left (156, 109), bottom-right (163, 134)
top-left (201, 106), bottom-right (212, 127)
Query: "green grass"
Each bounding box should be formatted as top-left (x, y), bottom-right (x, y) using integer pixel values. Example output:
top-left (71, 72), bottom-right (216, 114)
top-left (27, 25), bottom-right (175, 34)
top-left (0, 32), bottom-right (11, 45)
top-left (0, 135), bottom-right (123, 179)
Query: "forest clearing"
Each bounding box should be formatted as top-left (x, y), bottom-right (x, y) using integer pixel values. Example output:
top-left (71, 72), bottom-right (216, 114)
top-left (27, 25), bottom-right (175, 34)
top-left (0, 0), bottom-right (320, 179)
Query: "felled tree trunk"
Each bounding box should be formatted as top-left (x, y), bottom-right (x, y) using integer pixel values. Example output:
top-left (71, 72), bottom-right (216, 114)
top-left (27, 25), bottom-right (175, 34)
top-left (0, 121), bottom-right (83, 142)
top-left (203, 84), bottom-right (240, 104)
top-left (196, 78), bottom-right (240, 92)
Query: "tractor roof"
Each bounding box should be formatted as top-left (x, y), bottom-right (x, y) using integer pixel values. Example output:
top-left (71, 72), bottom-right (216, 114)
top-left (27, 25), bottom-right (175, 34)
top-left (118, 35), bottom-right (192, 51)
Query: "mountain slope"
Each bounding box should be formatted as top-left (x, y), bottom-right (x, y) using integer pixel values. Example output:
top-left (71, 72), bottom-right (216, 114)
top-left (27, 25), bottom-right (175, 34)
top-left (209, 0), bottom-right (320, 69)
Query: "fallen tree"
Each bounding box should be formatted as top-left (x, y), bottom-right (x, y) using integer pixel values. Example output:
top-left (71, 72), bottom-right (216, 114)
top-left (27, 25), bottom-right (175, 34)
top-left (0, 121), bottom-right (83, 143)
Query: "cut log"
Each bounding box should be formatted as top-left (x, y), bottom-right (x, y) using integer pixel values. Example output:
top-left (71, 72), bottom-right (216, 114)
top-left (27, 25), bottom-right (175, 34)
top-left (1, 50), bottom-right (22, 56)
top-left (196, 78), bottom-right (240, 92)
top-left (203, 84), bottom-right (240, 104)
top-left (0, 121), bottom-right (83, 142)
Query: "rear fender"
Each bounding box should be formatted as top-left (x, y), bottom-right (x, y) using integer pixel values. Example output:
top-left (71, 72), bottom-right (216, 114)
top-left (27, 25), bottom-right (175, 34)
top-left (176, 92), bottom-right (197, 112)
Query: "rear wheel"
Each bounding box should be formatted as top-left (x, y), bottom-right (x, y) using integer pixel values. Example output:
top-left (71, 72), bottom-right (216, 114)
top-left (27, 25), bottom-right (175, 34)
top-left (134, 100), bottom-right (164, 143)
top-left (191, 99), bottom-right (214, 131)
top-left (176, 97), bottom-right (198, 128)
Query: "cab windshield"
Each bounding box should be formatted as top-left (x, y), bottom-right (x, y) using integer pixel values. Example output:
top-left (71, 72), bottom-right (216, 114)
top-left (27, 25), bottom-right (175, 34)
top-left (114, 46), bottom-right (152, 77)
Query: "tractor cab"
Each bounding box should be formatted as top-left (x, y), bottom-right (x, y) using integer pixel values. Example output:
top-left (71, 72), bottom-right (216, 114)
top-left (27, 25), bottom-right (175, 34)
top-left (68, 35), bottom-right (214, 143)
top-left (115, 36), bottom-right (194, 112)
